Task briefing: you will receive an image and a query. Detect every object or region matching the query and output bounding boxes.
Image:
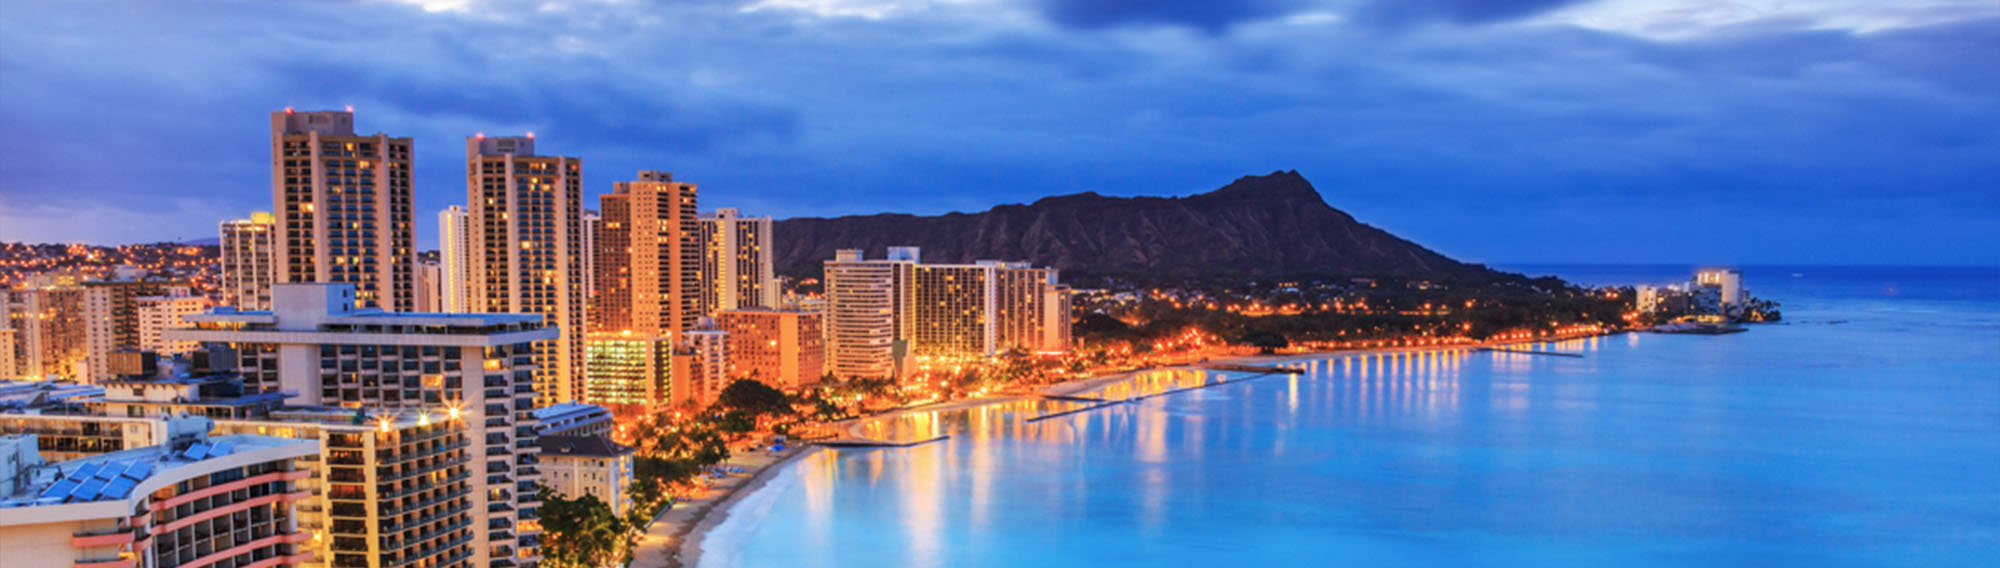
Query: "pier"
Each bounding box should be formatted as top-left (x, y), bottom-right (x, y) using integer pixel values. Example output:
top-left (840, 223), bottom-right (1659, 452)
top-left (816, 435), bottom-right (952, 448)
top-left (1196, 363), bottom-right (1302, 373)
top-left (1477, 346), bottom-right (1585, 358)
top-left (1027, 367), bottom-right (1300, 422)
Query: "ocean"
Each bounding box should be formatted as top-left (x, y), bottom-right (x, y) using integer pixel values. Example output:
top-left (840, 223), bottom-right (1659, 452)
top-left (697, 266), bottom-right (2000, 567)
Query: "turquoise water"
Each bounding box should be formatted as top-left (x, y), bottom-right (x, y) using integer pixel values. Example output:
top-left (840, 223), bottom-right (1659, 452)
top-left (700, 267), bottom-right (2000, 567)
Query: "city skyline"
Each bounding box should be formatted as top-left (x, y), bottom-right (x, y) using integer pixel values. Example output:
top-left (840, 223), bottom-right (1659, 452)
top-left (1, 0), bottom-right (1994, 266)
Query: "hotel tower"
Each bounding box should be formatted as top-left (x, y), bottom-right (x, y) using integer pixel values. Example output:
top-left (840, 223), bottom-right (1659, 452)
top-left (698, 208), bottom-right (778, 316)
top-left (595, 171), bottom-right (701, 338)
top-left (438, 205), bottom-right (472, 313)
top-left (270, 109), bottom-right (416, 311)
top-left (466, 135), bottom-right (588, 406)
top-left (220, 211), bottom-right (277, 310)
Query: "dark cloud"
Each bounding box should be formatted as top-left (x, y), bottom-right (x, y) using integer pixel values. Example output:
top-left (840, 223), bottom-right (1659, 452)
top-left (1037, 0), bottom-right (1309, 33)
top-left (0, 0), bottom-right (1994, 264)
top-left (1353, 0), bottom-right (1590, 27)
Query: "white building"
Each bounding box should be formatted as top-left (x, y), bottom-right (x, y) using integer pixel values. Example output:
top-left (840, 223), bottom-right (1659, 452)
top-left (537, 435), bottom-right (636, 516)
top-left (136, 293), bottom-right (209, 356)
top-left (439, 205), bottom-right (472, 313)
top-left (220, 211), bottom-right (277, 310)
top-left (164, 282), bottom-right (557, 567)
top-left (699, 208), bottom-right (779, 316)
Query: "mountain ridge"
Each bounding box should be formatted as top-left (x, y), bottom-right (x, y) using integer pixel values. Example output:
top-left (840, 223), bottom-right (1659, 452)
top-left (772, 170), bottom-right (1503, 282)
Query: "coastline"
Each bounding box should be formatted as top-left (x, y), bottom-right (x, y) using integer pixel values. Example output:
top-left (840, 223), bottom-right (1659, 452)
top-left (672, 333), bottom-right (1614, 566)
top-left (654, 445), bottom-right (824, 568)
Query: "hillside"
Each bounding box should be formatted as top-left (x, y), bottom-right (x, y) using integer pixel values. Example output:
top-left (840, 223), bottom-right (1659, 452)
top-left (772, 170), bottom-right (1502, 282)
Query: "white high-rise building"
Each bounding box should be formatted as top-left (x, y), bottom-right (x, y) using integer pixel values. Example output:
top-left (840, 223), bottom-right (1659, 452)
top-left (823, 247), bottom-right (1071, 379)
top-left (136, 292), bottom-right (208, 356)
top-left (415, 256), bottom-right (443, 312)
top-left (823, 249), bottom-right (910, 379)
top-left (219, 211), bottom-right (276, 310)
top-left (466, 134), bottom-right (587, 406)
top-left (439, 205), bottom-right (471, 313)
top-left (166, 282), bottom-right (557, 567)
top-left (699, 208), bottom-right (778, 316)
top-left (270, 108), bottom-right (416, 311)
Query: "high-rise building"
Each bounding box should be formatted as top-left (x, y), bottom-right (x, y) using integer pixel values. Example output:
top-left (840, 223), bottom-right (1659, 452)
top-left (5, 402), bottom-right (482, 568)
top-left (136, 292), bottom-right (209, 356)
top-left (699, 208), bottom-right (778, 316)
top-left (581, 209), bottom-right (600, 307)
top-left (0, 426), bottom-right (319, 568)
top-left (466, 134), bottom-right (587, 407)
top-left (822, 248), bottom-right (1071, 379)
top-left (415, 255), bottom-right (444, 312)
top-left (595, 171), bottom-right (700, 339)
top-left (907, 264), bottom-right (994, 360)
top-left (823, 249), bottom-right (910, 379)
top-left (0, 328), bottom-right (15, 381)
top-left (81, 280), bottom-right (187, 383)
top-left (218, 408), bottom-right (481, 568)
top-left (3, 286), bottom-right (86, 380)
top-left (716, 308), bottom-right (824, 389)
top-left (991, 263), bottom-right (1072, 354)
top-left (684, 328), bottom-right (730, 403)
top-left (583, 332), bottom-right (684, 416)
top-left (439, 205), bottom-right (472, 313)
top-left (220, 211), bottom-right (277, 310)
top-left (166, 283), bottom-right (555, 566)
top-left (1696, 268), bottom-right (1745, 308)
top-left (270, 108), bottom-right (416, 311)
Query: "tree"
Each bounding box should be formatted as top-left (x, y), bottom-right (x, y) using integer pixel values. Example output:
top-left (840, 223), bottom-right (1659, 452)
top-left (539, 489), bottom-right (630, 568)
top-left (716, 378), bottom-right (791, 416)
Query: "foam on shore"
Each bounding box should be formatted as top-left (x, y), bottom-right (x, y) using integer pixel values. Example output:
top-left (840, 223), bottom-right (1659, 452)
top-left (685, 448), bottom-right (814, 568)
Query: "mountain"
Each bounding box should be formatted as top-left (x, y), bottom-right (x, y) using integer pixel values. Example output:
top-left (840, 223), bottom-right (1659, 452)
top-left (772, 170), bottom-right (1503, 282)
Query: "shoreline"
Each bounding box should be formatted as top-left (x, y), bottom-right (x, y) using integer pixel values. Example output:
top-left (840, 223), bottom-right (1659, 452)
top-left (671, 332), bottom-right (1616, 566)
top-left (655, 445), bottom-right (824, 568)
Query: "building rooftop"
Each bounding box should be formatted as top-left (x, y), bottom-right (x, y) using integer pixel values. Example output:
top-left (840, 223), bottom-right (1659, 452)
top-left (531, 402), bottom-right (608, 420)
top-left (0, 381), bottom-right (105, 411)
top-left (538, 435), bottom-right (634, 458)
top-left (2, 433), bottom-right (309, 509)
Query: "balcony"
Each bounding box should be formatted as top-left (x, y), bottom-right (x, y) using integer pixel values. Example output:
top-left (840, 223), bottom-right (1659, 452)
top-left (71, 526), bottom-right (136, 547)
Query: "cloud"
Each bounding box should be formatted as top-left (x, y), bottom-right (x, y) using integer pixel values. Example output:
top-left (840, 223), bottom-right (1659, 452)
top-left (1036, 0), bottom-right (1309, 33)
top-left (0, 0), bottom-right (1994, 265)
top-left (1351, 0), bottom-right (1590, 27)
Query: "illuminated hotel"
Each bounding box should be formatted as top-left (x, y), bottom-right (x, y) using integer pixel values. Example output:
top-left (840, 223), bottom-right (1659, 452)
top-left (218, 408), bottom-right (480, 568)
top-left (164, 283), bottom-right (555, 566)
top-left (3, 286), bottom-right (87, 380)
top-left (466, 135), bottom-right (587, 406)
top-left (715, 308), bottom-right (824, 389)
top-left (81, 279), bottom-right (190, 384)
top-left (594, 171), bottom-right (700, 339)
top-left (269, 109), bottom-right (415, 312)
top-left (582, 332), bottom-right (683, 415)
top-left (221, 211), bottom-right (278, 310)
top-left (1, 365), bottom-right (490, 568)
top-left (135, 292), bottom-right (209, 356)
top-left (684, 328), bottom-right (729, 403)
top-left (0, 423), bottom-right (318, 568)
top-left (823, 247), bottom-right (1071, 378)
top-left (698, 208), bottom-right (778, 316)
top-left (437, 205), bottom-right (471, 313)
top-left (823, 249), bottom-right (910, 379)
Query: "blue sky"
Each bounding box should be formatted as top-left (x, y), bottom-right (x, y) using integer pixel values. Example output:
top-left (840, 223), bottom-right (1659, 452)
top-left (0, 0), bottom-right (1994, 265)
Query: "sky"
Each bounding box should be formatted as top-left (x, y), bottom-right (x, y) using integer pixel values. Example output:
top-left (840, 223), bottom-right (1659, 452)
top-left (0, 0), bottom-right (1995, 266)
